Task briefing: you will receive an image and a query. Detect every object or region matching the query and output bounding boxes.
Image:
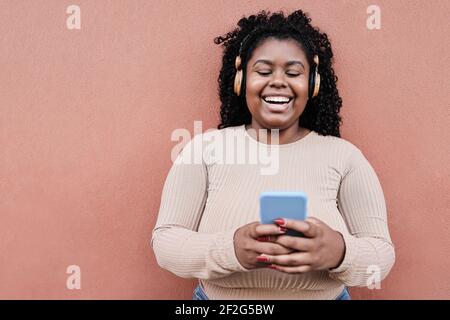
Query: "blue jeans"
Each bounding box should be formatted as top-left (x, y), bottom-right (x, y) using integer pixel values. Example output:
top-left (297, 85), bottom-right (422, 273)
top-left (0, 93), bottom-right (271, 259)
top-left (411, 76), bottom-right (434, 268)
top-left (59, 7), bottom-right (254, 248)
top-left (192, 284), bottom-right (351, 300)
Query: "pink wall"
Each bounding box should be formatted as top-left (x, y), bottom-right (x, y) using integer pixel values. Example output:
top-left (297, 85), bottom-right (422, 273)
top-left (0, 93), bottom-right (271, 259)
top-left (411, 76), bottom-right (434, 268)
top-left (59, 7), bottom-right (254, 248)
top-left (0, 0), bottom-right (449, 299)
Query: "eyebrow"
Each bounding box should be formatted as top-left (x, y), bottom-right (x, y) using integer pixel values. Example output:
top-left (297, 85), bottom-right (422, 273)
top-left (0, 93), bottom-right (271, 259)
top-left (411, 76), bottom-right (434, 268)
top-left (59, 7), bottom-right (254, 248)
top-left (253, 59), bottom-right (305, 69)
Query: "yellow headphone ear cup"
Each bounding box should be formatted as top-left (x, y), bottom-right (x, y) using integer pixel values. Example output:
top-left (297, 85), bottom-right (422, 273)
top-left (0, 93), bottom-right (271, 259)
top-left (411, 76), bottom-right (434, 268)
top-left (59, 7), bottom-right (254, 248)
top-left (235, 56), bottom-right (242, 70)
top-left (314, 55), bottom-right (319, 66)
top-left (234, 70), bottom-right (242, 96)
top-left (234, 56), bottom-right (243, 96)
top-left (313, 73), bottom-right (320, 98)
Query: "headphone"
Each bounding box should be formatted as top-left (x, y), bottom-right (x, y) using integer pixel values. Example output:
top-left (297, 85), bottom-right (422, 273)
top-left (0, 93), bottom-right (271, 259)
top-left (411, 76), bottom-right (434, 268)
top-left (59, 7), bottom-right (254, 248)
top-left (233, 33), bottom-right (321, 99)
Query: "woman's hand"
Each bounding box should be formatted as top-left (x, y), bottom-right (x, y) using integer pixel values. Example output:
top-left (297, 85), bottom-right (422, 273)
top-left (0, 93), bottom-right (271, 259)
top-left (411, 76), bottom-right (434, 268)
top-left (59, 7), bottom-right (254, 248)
top-left (233, 221), bottom-right (295, 270)
top-left (256, 217), bottom-right (346, 273)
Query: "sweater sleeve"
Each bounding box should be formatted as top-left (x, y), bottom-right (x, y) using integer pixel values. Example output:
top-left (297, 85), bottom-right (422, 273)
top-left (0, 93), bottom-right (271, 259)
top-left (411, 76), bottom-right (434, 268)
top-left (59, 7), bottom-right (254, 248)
top-left (151, 134), bottom-right (248, 280)
top-left (328, 147), bottom-right (396, 287)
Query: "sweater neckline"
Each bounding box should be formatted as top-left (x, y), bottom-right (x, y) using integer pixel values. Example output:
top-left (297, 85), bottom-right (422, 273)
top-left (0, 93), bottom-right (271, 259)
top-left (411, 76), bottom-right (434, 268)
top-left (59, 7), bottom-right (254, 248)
top-left (239, 124), bottom-right (316, 148)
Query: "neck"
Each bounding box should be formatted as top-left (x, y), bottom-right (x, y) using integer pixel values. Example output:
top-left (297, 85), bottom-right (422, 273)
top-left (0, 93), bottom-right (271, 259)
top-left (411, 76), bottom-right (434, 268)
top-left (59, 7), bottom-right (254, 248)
top-left (245, 121), bottom-right (310, 145)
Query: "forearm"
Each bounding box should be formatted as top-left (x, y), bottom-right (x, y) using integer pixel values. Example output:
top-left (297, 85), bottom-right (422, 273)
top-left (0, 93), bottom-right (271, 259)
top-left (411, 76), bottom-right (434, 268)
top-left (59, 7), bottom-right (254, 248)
top-left (328, 233), bottom-right (395, 287)
top-left (151, 225), bottom-right (248, 280)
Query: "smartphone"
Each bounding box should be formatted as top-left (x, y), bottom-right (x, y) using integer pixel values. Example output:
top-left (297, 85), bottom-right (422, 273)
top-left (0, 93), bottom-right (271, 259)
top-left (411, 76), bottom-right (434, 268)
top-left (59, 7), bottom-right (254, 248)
top-left (259, 191), bottom-right (308, 237)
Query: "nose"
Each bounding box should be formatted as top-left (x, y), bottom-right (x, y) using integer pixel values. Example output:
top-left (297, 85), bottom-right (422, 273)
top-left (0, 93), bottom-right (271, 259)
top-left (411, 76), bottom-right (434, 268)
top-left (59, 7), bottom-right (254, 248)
top-left (269, 69), bottom-right (287, 88)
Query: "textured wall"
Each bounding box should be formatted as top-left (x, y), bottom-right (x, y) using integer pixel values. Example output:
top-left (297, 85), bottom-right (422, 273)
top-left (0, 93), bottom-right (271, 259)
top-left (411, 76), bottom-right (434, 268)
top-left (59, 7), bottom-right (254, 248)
top-left (0, 0), bottom-right (449, 299)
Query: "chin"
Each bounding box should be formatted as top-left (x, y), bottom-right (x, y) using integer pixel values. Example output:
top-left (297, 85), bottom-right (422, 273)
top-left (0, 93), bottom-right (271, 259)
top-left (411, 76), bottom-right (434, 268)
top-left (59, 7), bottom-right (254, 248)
top-left (259, 117), bottom-right (291, 130)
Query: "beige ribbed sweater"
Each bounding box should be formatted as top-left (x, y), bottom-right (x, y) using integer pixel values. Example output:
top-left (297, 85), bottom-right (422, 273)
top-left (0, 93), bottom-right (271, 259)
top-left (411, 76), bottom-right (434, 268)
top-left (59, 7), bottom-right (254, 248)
top-left (151, 125), bottom-right (395, 300)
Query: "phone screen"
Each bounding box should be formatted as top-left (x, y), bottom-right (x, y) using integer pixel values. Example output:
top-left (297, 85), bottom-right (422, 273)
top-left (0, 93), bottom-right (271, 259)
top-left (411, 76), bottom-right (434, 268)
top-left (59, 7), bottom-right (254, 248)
top-left (259, 191), bottom-right (308, 237)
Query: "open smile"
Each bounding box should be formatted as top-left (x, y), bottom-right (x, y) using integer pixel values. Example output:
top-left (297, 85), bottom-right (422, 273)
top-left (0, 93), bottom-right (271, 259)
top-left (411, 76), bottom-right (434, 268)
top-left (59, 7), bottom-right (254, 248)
top-left (261, 96), bottom-right (294, 112)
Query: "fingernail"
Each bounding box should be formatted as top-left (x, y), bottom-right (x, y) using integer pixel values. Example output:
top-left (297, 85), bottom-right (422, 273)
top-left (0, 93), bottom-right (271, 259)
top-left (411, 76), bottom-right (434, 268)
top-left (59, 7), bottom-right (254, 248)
top-left (279, 226), bottom-right (287, 233)
top-left (274, 218), bottom-right (286, 226)
top-left (268, 265), bottom-right (278, 270)
top-left (256, 255), bottom-right (269, 262)
top-left (257, 236), bottom-right (269, 242)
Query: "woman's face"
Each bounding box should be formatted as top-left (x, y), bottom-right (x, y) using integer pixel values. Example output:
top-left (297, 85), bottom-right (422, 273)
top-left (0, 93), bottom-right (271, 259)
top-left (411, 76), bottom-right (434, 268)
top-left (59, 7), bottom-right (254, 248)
top-left (245, 37), bottom-right (310, 130)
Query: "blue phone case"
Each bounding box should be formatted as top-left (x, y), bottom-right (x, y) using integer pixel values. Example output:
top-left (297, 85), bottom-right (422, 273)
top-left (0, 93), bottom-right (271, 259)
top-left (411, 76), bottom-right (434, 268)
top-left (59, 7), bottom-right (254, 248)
top-left (259, 191), bottom-right (308, 237)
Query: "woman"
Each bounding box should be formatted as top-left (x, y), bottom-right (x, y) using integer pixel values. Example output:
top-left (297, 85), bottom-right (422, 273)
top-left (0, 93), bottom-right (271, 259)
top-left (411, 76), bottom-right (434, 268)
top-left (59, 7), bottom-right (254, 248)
top-left (151, 9), bottom-right (395, 300)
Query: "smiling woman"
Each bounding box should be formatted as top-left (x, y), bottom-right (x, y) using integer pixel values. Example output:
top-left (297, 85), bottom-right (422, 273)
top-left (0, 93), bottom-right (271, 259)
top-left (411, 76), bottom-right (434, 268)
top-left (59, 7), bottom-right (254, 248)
top-left (151, 9), bottom-right (395, 300)
top-left (215, 10), bottom-right (340, 139)
top-left (245, 38), bottom-right (312, 139)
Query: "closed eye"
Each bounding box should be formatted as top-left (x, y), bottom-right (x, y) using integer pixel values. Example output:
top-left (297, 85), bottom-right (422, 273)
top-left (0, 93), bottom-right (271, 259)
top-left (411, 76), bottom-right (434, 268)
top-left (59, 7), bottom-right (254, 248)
top-left (256, 71), bottom-right (301, 77)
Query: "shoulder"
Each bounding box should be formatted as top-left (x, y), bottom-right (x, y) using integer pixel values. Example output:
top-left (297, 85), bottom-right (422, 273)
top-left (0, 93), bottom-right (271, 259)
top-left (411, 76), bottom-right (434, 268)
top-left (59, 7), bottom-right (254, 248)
top-left (312, 131), bottom-right (363, 157)
top-left (176, 125), bottom-right (243, 164)
top-left (190, 125), bottom-right (243, 146)
top-left (310, 132), bottom-right (372, 175)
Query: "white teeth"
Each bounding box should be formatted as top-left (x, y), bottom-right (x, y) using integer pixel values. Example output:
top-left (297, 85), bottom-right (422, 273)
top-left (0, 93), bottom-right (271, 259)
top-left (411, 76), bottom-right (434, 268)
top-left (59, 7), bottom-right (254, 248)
top-left (263, 96), bottom-right (291, 103)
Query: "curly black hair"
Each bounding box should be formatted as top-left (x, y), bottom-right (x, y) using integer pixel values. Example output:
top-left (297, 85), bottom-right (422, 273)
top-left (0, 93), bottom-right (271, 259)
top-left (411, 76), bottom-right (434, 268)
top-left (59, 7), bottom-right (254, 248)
top-left (214, 9), bottom-right (343, 137)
